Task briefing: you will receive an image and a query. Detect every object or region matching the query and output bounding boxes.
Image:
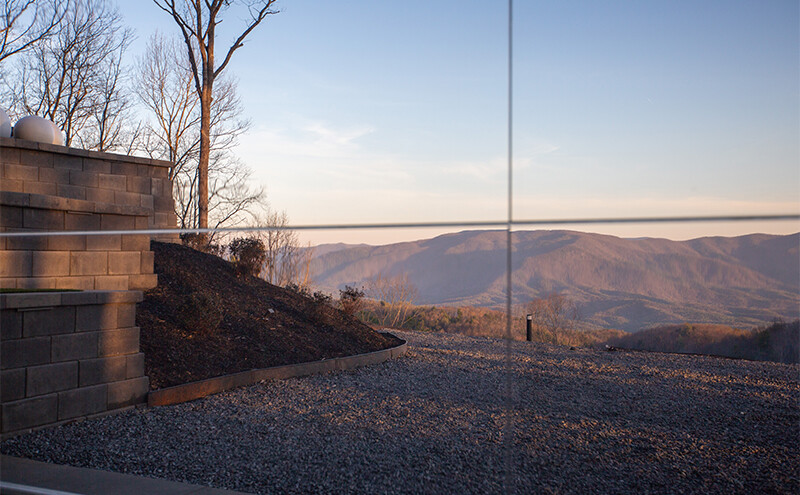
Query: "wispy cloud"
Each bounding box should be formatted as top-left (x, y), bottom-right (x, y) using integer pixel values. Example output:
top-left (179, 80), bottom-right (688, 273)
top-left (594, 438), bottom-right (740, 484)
top-left (239, 120), bottom-right (374, 160)
top-left (442, 156), bottom-right (505, 180)
top-left (512, 139), bottom-right (561, 171)
top-left (304, 122), bottom-right (375, 148)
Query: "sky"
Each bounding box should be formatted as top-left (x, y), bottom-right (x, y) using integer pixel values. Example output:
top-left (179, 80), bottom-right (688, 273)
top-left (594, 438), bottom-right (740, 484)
top-left (121, 0), bottom-right (799, 246)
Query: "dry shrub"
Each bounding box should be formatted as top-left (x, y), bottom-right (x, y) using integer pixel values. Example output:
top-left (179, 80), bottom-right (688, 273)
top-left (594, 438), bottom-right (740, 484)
top-left (180, 233), bottom-right (222, 255)
top-left (228, 237), bottom-right (266, 278)
top-left (339, 285), bottom-right (365, 316)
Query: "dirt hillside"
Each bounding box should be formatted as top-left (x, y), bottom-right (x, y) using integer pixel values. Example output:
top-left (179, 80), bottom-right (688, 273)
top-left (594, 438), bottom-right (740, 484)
top-left (136, 241), bottom-right (402, 389)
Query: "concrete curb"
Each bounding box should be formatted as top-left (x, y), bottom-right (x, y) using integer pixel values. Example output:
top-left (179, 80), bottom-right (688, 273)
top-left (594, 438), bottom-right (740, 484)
top-left (148, 336), bottom-right (407, 407)
top-left (1, 455), bottom-right (247, 494)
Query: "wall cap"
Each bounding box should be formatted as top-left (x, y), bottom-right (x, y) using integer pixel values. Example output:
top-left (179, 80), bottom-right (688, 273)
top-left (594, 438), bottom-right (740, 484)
top-left (0, 290), bottom-right (143, 309)
top-left (0, 137), bottom-right (172, 169)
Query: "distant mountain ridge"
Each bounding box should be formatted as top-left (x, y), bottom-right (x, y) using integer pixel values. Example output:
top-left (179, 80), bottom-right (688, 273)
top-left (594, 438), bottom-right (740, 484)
top-left (309, 230), bottom-right (799, 331)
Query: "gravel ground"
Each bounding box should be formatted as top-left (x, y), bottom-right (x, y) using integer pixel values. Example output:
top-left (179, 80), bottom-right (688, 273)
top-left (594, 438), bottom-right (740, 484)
top-left (3, 330), bottom-right (799, 494)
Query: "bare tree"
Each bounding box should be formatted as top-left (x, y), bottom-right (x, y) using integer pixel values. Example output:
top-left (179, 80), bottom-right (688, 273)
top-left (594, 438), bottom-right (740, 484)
top-left (136, 33), bottom-right (199, 172)
top-left (153, 0), bottom-right (279, 231)
top-left (526, 293), bottom-right (581, 345)
top-left (0, 0), bottom-right (66, 63)
top-left (205, 153), bottom-right (265, 235)
top-left (10, 0), bottom-right (133, 149)
top-left (252, 210), bottom-right (314, 290)
top-left (366, 273), bottom-right (419, 329)
top-left (136, 33), bottom-right (259, 234)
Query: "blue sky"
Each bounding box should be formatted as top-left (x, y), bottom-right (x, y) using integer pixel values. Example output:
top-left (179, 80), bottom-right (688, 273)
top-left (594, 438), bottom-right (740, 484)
top-left (122, 1), bottom-right (799, 245)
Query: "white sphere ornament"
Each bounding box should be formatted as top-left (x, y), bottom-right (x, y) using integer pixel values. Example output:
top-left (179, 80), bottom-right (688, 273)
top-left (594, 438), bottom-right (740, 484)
top-left (13, 115), bottom-right (58, 144)
top-left (0, 108), bottom-right (11, 138)
top-left (48, 119), bottom-right (64, 146)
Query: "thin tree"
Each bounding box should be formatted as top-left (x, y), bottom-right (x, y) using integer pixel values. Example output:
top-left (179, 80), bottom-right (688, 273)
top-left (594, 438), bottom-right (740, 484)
top-left (253, 210), bottom-right (314, 290)
top-left (526, 293), bottom-right (581, 345)
top-left (153, 0), bottom-right (279, 231)
top-left (136, 33), bottom-right (199, 172)
top-left (366, 273), bottom-right (419, 329)
top-left (136, 33), bottom-right (257, 234)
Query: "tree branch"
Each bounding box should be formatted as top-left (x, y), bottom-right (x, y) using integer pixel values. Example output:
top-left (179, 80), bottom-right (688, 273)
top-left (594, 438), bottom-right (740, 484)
top-left (214, 0), bottom-right (278, 77)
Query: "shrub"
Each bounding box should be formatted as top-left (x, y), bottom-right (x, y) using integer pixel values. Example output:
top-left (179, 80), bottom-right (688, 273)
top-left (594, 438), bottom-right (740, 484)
top-left (339, 285), bottom-right (365, 316)
top-left (312, 290), bottom-right (333, 306)
top-left (285, 282), bottom-right (310, 297)
top-left (180, 233), bottom-right (222, 255)
top-left (285, 283), bottom-right (333, 306)
top-left (228, 237), bottom-right (267, 278)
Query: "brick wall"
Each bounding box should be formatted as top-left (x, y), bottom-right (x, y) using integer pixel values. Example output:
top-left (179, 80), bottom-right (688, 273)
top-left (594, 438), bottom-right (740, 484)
top-left (0, 137), bottom-right (178, 290)
top-left (1, 291), bottom-right (149, 435)
top-left (0, 137), bottom-right (176, 233)
top-left (0, 137), bottom-right (177, 434)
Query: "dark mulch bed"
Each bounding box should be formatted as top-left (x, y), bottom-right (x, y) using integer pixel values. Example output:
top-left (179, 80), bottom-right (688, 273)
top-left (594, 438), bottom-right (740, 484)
top-left (136, 241), bottom-right (402, 389)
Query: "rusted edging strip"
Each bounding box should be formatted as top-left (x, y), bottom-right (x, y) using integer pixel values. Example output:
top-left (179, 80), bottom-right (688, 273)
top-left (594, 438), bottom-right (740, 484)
top-left (148, 337), bottom-right (407, 407)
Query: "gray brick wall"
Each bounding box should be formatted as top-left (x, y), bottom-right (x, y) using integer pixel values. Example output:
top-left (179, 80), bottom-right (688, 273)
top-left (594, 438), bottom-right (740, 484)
top-left (0, 137), bottom-right (175, 231)
top-left (0, 172), bottom-right (169, 290)
top-left (0, 291), bottom-right (149, 435)
top-left (0, 137), bottom-right (177, 435)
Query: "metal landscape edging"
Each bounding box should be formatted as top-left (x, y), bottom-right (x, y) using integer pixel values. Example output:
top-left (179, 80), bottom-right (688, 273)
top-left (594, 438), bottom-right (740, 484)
top-left (147, 336), bottom-right (408, 407)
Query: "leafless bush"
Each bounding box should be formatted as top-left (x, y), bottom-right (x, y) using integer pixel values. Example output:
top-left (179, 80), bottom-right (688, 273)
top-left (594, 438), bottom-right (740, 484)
top-left (339, 285), bottom-right (365, 317)
top-left (180, 233), bottom-right (222, 256)
top-left (526, 293), bottom-right (581, 345)
top-left (364, 273), bottom-right (419, 329)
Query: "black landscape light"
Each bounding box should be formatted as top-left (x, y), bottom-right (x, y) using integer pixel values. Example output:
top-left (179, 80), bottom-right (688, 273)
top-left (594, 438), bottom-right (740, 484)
top-left (526, 314), bottom-right (533, 342)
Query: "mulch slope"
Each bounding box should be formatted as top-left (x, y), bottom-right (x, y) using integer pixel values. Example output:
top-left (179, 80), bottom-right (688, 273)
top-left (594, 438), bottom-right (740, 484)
top-left (136, 241), bottom-right (402, 389)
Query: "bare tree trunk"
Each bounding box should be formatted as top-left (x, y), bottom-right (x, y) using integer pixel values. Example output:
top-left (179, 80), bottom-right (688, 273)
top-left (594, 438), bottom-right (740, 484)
top-left (198, 84), bottom-right (212, 229)
top-left (153, 0), bottom-right (278, 231)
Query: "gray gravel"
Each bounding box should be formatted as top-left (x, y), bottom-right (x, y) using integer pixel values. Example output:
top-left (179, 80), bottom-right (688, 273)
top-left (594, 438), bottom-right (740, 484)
top-left (3, 330), bottom-right (799, 494)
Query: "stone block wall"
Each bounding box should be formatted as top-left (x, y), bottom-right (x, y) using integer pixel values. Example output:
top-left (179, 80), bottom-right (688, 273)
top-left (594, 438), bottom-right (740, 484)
top-left (0, 137), bottom-right (175, 232)
top-left (0, 137), bottom-right (177, 290)
top-left (0, 137), bottom-right (177, 435)
top-left (0, 191), bottom-right (157, 291)
top-left (1, 291), bottom-right (149, 435)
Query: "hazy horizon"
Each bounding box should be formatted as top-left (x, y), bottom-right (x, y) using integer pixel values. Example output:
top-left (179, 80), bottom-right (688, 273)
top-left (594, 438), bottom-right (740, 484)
top-left (300, 225), bottom-right (800, 247)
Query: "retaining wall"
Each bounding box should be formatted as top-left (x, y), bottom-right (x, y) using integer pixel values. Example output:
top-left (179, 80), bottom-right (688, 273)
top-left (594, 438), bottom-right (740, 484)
top-left (0, 137), bottom-right (176, 435)
top-left (148, 337), bottom-right (408, 407)
top-left (1, 291), bottom-right (149, 436)
top-left (0, 137), bottom-right (177, 291)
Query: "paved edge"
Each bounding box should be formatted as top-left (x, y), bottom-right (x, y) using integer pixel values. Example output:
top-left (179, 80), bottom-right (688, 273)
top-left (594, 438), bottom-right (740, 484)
top-left (0, 455), bottom-right (249, 495)
top-left (148, 335), bottom-right (408, 407)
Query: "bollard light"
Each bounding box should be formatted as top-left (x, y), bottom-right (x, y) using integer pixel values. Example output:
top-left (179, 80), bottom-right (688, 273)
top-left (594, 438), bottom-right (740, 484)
top-left (526, 314), bottom-right (532, 342)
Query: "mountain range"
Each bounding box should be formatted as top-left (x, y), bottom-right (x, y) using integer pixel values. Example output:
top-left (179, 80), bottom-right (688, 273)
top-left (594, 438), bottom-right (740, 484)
top-left (308, 230), bottom-right (799, 331)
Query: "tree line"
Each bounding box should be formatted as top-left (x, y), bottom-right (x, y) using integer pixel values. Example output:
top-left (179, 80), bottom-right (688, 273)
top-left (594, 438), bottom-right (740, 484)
top-left (604, 320), bottom-right (799, 364)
